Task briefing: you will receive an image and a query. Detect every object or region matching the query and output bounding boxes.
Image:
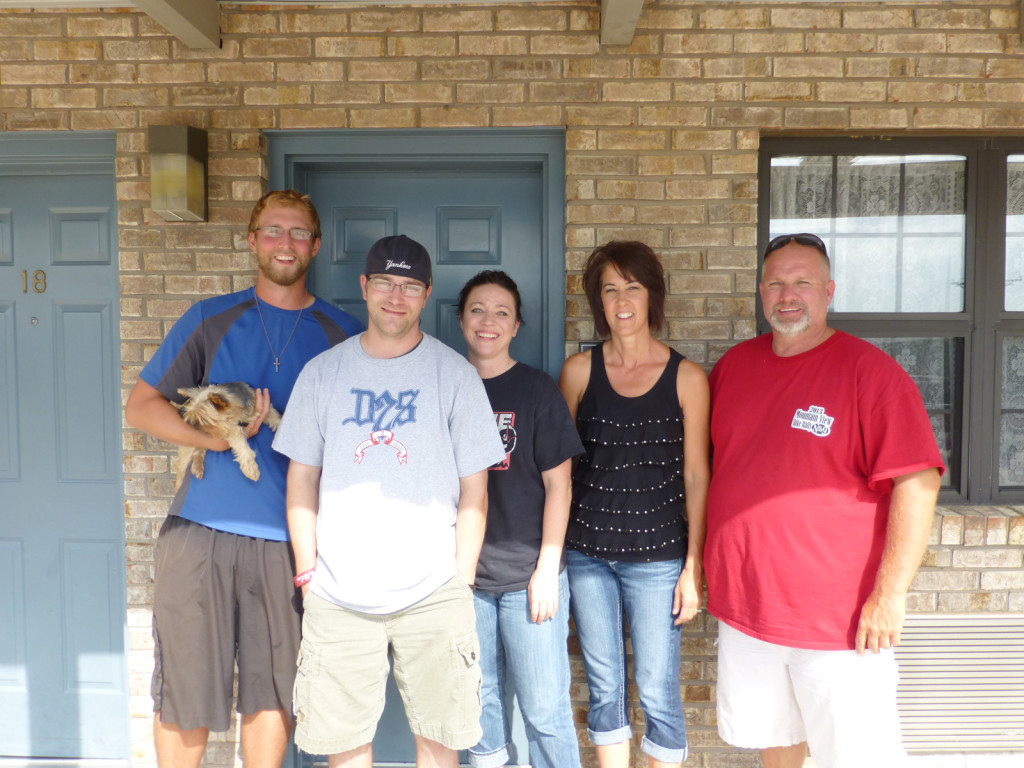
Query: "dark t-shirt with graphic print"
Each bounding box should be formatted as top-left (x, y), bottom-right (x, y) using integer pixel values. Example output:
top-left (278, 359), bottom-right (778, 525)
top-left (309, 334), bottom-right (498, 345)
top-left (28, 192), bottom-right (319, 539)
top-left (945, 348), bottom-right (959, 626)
top-left (474, 363), bottom-right (584, 592)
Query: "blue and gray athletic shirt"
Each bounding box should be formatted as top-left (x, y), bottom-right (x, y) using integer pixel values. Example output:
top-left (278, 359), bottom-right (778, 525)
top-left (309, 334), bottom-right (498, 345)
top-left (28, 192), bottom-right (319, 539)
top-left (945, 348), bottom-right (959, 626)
top-left (141, 286), bottom-right (363, 541)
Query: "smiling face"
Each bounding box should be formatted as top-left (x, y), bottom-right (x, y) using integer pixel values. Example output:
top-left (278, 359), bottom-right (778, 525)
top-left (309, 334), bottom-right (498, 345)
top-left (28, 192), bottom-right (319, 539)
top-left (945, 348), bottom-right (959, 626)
top-left (759, 242), bottom-right (835, 341)
top-left (460, 283), bottom-right (520, 363)
top-left (361, 272), bottom-right (431, 347)
top-left (600, 264), bottom-right (650, 337)
top-left (248, 202), bottom-right (320, 287)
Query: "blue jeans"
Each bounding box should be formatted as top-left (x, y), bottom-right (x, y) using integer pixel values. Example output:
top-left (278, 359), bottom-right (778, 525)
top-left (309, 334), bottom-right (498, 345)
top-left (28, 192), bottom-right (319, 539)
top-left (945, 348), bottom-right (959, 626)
top-left (566, 550), bottom-right (688, 763)
top-left (469, 571), bottom-right (581, 768)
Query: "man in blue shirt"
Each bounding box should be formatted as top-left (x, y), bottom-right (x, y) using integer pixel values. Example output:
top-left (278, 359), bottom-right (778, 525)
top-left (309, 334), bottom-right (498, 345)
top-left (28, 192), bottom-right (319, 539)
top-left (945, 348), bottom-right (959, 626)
top-left (126, 190), bottom-right (361, 768)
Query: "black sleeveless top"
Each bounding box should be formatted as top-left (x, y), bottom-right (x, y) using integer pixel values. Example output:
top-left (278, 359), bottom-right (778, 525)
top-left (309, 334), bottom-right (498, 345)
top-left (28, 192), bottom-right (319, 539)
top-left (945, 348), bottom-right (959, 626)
top-left (566, 343), bottom-right (687, 562)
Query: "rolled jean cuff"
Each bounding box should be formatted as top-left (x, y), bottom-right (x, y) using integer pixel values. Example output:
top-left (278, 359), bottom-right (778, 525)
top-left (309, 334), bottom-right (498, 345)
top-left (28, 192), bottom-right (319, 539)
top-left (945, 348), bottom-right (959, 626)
top-left (642, 734), bottom-right (688, 764)
top-left (467, 742), bottom-right (510, 768)
top-left (588, 724), bottom-right (633, 746)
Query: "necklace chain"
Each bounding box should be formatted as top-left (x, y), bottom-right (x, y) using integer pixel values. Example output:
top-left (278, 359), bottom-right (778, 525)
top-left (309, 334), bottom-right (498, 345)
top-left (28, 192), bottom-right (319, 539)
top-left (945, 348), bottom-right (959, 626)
top-left (255, 293), bottom-right (304, 373)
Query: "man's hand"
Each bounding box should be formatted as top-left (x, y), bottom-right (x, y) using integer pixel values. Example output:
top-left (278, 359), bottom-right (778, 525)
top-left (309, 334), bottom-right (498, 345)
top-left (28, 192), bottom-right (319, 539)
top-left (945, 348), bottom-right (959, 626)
top-left (856, 591), bottom-right (906, 654)
top-left (244, 387), bottom-right (272, 438)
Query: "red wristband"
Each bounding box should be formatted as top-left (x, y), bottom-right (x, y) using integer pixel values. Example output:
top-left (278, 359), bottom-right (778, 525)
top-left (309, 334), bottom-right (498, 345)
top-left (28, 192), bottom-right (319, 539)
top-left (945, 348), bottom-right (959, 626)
top-left (293, 568), bottom-right (316, 588)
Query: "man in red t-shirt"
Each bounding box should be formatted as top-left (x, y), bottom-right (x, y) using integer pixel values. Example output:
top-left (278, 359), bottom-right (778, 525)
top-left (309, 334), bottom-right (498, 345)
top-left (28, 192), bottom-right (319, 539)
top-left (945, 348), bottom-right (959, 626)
top-left (705, 233), bottom-right (944, 768)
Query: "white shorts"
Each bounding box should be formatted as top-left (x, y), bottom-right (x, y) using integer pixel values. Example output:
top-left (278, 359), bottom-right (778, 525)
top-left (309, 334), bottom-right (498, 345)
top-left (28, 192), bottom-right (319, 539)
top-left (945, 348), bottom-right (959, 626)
top-left (716, 622), bottom-right (908, 768)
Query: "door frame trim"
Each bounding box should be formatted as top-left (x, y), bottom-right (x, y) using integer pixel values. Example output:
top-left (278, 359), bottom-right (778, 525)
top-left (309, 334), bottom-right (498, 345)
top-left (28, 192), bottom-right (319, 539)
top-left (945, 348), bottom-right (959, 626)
top-left (267, 128), bottom-right (567, 376)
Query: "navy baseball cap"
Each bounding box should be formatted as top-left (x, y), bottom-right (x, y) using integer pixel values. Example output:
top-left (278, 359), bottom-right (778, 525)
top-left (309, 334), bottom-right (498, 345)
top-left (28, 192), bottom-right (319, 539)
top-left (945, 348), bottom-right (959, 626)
top-left (364, 235), bottom-right (432, 286)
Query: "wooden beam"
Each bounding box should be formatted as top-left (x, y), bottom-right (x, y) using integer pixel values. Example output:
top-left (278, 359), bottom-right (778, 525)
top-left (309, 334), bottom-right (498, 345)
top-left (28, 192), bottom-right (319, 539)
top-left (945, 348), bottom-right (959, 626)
top-left (133, 0), bottom-right (220, 49)
top-left (600, 0), bottom-right (644, 46)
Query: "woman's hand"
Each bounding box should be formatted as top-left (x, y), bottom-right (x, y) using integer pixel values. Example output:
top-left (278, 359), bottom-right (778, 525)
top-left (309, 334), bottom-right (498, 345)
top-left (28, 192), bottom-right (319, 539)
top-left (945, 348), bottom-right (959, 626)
top-left (672, 560), bottom-right (703, 625)
top-left (528, 564), bottom-right (560, 623)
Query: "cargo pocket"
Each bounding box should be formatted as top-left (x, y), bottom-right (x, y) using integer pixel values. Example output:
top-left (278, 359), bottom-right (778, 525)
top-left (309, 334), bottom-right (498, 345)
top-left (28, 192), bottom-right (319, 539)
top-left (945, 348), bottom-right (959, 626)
top-left (292, 641), bottom-right (319, 731)
top-left (452, 631), bottom-right (482, 721)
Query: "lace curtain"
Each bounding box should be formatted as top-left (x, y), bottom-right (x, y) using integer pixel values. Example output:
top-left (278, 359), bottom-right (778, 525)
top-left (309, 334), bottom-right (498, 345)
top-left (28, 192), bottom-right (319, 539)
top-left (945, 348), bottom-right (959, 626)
top-left (770, 155), bottom-right (966, 312)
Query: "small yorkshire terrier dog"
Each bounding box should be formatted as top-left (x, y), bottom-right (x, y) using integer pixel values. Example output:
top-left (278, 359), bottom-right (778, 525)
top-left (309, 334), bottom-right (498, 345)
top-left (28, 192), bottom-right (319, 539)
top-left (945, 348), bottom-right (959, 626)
top-left (174, 381), bottom-right (282, 488)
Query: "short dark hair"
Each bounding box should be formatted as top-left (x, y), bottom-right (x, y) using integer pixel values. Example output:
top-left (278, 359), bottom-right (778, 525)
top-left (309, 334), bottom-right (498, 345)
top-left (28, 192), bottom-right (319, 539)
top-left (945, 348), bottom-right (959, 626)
top-left (248, 190), bottom-right (321, 239)
top-left (582, 241), bottom-right (666, 337)
top-left (456, 270), bottom-right (524, 324)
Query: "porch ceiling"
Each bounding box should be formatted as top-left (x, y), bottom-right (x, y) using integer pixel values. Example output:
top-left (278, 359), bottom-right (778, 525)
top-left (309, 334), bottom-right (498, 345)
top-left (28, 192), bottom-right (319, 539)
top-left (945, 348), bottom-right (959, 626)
top-left (0, 0), bottom-right (652, 49)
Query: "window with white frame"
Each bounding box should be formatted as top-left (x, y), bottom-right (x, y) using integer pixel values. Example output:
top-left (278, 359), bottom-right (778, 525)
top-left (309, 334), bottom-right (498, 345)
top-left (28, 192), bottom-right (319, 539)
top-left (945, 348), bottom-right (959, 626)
top-left (759, 137), bottom-right (1024, 503)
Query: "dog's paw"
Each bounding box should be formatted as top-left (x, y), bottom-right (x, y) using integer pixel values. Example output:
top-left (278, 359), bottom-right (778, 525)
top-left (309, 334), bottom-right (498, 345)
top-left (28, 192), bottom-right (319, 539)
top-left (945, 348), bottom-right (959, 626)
top-left (191, 450), bottom-right (206, 479)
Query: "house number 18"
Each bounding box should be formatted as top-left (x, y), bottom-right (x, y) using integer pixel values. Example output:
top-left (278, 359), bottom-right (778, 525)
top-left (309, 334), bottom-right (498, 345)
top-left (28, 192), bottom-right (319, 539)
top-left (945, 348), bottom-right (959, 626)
top-left (21, 269), bottom-right (46, 293)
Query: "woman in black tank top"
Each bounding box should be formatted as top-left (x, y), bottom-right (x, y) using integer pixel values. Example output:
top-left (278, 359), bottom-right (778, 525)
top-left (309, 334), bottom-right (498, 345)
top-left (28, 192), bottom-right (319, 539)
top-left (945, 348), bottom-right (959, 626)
top-left (559, 241), bottom-right (711, 768)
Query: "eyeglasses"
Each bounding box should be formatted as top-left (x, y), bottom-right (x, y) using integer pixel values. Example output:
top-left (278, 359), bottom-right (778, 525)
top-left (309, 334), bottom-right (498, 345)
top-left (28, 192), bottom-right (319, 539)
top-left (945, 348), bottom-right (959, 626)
top-left (367, 276), bottom-right (427, 297)
top-left (254, 225), bottom-right (316, 242)
top-left (764, 233), bottom-right (828, 259)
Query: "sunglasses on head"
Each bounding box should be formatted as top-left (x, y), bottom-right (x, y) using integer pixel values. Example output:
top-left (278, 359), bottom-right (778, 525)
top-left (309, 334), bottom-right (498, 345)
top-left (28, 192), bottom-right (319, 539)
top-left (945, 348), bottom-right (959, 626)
top-left (764, 233), bottom-right (828, 259)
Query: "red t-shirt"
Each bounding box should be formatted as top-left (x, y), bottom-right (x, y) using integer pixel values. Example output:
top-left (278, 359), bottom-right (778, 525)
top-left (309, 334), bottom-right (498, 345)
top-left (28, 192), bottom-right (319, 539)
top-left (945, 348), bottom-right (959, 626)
top-left (705, 331), bottom-right (945, 650)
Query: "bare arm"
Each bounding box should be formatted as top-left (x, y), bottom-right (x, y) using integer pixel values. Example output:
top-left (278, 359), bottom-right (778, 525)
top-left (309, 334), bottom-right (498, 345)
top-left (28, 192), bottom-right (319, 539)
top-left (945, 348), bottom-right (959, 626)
top-left (125, 379), bottom-right (270, 449)
top-left (558, 351), bottom-right (591, 422)
top-left (529, 458), bottom-right (573, 623)
top-left (286, 459), bottom-right (322, 596)
top-left (855, 466), bottom-right (941, 654)
top-left (455, 470), bottom-right (489, 586)
top-left (673, 360), bottom-right (711, 625)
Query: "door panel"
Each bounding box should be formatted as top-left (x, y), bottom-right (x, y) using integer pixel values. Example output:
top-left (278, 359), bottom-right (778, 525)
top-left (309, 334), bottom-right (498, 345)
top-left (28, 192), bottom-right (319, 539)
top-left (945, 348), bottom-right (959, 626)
top-left (306, 163), bottom-right (541, 766)
top-left (309, 166), bottom-right (545, 370)
top-left (0, 156), bottom-right (128, 758)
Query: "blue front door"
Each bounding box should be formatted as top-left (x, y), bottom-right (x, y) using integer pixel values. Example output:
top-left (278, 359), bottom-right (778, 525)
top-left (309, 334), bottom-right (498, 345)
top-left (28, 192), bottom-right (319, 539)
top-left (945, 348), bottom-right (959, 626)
top-left (0, 134), bottom-right (128, 758)
top-left (271, 129), bottom-right (566, 766)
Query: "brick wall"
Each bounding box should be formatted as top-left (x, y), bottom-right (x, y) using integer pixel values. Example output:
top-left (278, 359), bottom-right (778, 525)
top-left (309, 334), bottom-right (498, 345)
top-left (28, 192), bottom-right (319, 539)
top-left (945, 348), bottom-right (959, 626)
top-left (2, 2), bottom-right (1023, 766)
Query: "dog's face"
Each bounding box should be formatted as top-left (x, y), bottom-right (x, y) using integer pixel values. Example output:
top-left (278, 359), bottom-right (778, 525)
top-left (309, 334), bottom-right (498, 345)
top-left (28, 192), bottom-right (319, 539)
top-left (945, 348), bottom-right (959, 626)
top-left (176, 384), bottom-right (256, 431)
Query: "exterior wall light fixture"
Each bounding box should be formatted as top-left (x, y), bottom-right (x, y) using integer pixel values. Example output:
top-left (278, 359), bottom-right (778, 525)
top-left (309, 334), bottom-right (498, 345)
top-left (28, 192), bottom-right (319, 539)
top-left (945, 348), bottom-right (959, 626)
top-left (149, 125), bottom-right (207, 222)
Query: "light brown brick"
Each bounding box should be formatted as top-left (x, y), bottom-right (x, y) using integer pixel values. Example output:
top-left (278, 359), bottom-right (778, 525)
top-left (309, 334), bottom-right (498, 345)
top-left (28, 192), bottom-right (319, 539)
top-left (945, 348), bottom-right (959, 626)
top-left (915, 8), bottom-right (988, 30)
top-left (496, 9), bottom-right (566, 32)
top-left (422, 60), bottom-right (488, 81)
top-left (220, 11), bottom-right (278, 34)
top-left (670, 130), bottom-right (731, 151)
top-left (734, 32), bottom-right (803, 53)
top-left (744, 81), bottom-right (812, 102)
top-left (350, 9), bottom-right (419, 33)
top-left (634, 57), bottom-right (701, 79)
top-left (877, 33), bottom-right (947, 54)
top-left (385, 82), bottom-right (452, 104)
top-left (277, 61), bottom-right (346, 82)
top-left (662, 33), bottom-right (732, 55)
top-left (70, 63), bottom-right (138, 85)
top-left (774, 56), bottom-right (844, 79)
top-left (675, 82), bottom-right (743, 102)
top-left (699, 8), bottom-right (769, 30)
top-left (771, 8), bottom-right (841, 29)
top-left (916, 57), bottom-right (985, 78)
top-left (816, 81), bottom-right (886, 102)
top-left (279, 108), bottom-right (349, 129)
top-left (104, 87), bottom-right (169, 108)
top-left (103, 40), bottom-right (169, 61)
top-left (806, 32), bottom-right (876, 54)
top-left (603, 81), bottom-right (671, 102)
top-left (138, 62), bottom-right (205, 83)
top-left (0, 15), bottom-right (62, 36)
top-left (703, 56), bottom-right (770, 79)
top-left (242, 37), bottom-right (311, 59)
top-left (889, 81), bottom-right (957, 103)
top-left (170, 85), bottom-right (238, 107)
top-left (349, 60), bottom-right (418, 82)
top-left (597, 129), bottom-right (667, 151)
top-left (314, 83), bottom-right (381, 105)
top-left (566, 204), bottom-right (635, 225)
top-left (636, 204), bottom-right (702, 224)
top-left (948, 33), bottom-right (1006, 54)
top-left (390, 35), bottom-right (456, 57)
top-left (1, 64), bottom-right (67, 85)
top-left (492, 105), bottom-right (562, 127)
top-left (596, 180), bottom-right (664, 201)
top-left (638, 105), bottom-right (708, 126)
top-left (424, 9), bottom-right (492, 33)
top-left (243, 85), bottom-right (311, 106)
top-left (32, 87), bottom-right (97, 109)
top-left (850, 107), bottom-right (910, 129)
top-left (311, 35), bottom-right (385, 58)
top-left (459, 34), bottom-right (528, 56)
top-left (641, 155), bottom-right (709, 177)
top-left (529, 81), bottom-right (599, 103)
top-left (280, 12), bottom-right (349, 34)
top-left (565, 58), bottom-right (628, 79)
top-left (912, 107), bottom-right (983, 129)
top-left (458, 82), bottom-right (524, 103)
top-left (843, 9), bottom-right (913, 29)
top-left (530, 34), bottom-right (600, 56)
top-left (206, 62), bottom-right (275, 82)
top-left (420, 106), bottom-right (489, 127)
top-left (784, 107), bottom-right (849, 129)
top-left (67, 14), bottom-right (135, 37)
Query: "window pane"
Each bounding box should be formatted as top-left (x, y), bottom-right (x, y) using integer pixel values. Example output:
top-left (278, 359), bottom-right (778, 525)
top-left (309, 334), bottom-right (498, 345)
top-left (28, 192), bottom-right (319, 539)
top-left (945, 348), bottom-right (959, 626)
top-left (863, 337), bottom-right (961, 489)
top-left (1006, 156), bottom-right (1024, 311)
top-left (1001, 336), bottom-right (1024, 487)
top-left (770, 155), bottom-right (966, 312)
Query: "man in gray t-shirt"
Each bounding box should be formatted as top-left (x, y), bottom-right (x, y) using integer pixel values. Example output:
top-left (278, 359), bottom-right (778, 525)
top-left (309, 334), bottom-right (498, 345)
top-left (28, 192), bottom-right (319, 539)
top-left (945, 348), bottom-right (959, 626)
top-left (274, 235), bottom-right (505, 767)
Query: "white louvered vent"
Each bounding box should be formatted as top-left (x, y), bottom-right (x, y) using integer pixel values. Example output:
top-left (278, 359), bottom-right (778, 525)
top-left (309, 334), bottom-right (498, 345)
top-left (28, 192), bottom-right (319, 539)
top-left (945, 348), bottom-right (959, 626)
top-left (895, 613), bottom-right (1024, 753)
